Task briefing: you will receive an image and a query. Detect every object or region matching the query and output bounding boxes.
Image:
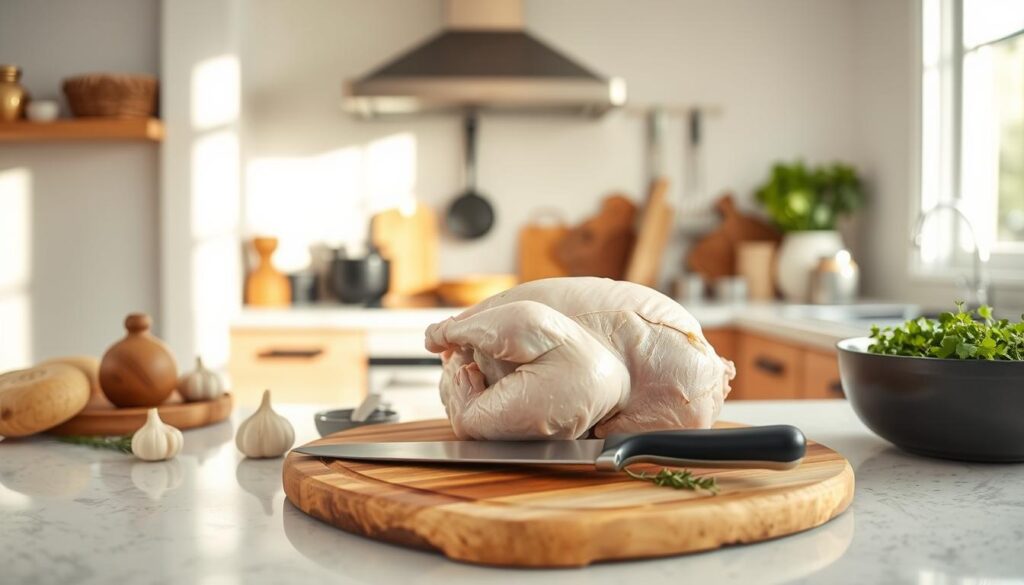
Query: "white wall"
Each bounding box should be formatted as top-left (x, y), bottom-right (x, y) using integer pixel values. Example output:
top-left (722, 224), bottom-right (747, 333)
top-left (0, 0), bottom-right (160, 369)
top-left (240, 0), bottom-right (862, 282)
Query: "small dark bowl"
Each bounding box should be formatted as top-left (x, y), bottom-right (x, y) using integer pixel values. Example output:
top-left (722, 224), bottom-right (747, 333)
top-left (314, 408), bottom-right (400, 437)
top-left (837, 337), bottom-right (1024, 462)
top-left (329, 255), bottom-right (390, 305)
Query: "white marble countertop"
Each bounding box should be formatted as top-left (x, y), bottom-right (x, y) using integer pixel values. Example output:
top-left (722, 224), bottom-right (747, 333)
top-left (232, 301), bottom-right (911, 351)
top-left (4, 401), bottom-right (1022, 584)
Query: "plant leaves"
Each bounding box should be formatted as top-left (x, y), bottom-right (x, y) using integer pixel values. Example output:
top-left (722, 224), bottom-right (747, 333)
top-left (869, 303), bottom-right (1024, 361)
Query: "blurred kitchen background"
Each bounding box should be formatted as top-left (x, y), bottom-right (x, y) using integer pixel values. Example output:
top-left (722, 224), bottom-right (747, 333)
top-left (1, 0), bottom-right (1022, 414)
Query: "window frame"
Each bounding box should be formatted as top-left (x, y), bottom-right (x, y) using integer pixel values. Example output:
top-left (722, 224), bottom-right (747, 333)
top-left (912, 0), bottom-right (1024, 285)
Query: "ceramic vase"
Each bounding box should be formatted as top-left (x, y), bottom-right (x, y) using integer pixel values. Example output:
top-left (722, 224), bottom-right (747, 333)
top-left (99, 313), bottom-right (178, 407)
top-left (775, 230), bottom-right (844, 302)
top-left (0, 65), bottom-right (28, 121)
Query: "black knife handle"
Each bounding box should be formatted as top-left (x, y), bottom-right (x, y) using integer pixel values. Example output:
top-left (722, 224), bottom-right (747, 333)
top-left (595, 425), bottom-right (806, 471)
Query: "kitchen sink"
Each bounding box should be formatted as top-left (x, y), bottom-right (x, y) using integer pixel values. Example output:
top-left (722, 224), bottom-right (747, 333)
top-left (780, 303), bottom-right (1023, 328)
top-left (779, 303), bottom-right (920, 326)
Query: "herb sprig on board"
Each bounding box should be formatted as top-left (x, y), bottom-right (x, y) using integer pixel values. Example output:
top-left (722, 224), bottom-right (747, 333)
top-left (869, 303), bottom-right (1024, 360)
top-left (626, 468), bottom-right (719, 494)
top-left (57, 434), bottom-right (134, 454)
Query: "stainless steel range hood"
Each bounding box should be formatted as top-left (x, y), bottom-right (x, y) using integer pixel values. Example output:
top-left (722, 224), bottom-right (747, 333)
top-left (344, 0), bottom-right (626, 118)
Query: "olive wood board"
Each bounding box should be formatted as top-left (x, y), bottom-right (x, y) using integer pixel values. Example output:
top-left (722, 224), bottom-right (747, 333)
top-left (48, 393), bottom-right (233, 436)
top-left (283, 418), bottom-right (854, 567)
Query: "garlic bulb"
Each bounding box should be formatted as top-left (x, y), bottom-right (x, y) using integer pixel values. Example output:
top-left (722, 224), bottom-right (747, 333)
top-left (236, 390), bottom-right (294, 458)
top-left (178, 356), bottom-right (224, 402)
top-left (132, 408), bottom-right (183, 461)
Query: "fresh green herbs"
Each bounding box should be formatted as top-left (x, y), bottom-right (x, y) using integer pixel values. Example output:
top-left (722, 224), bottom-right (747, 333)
top-left (57, 434), bottom-right (134, 454)
top-left (869, 302), bottom-right (1024, 360)
top-left (626, 468), bottom-right (719, 494)
top-left (755, 161), bottom-right (865, 231)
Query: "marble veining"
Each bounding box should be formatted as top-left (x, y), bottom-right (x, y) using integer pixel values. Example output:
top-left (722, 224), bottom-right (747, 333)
top-left (1, 402), bottom-right (1022, 584)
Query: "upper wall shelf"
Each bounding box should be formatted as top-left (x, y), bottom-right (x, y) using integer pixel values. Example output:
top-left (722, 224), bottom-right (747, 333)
top-left (0, 118), bottom-right (164, 143)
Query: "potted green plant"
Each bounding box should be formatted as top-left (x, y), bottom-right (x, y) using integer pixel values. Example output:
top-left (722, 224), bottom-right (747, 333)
top-left (755, 161), bottom-right (865, 301)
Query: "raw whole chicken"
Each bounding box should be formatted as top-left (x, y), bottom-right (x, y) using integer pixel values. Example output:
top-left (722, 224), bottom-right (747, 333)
top-left (424, 277), bottom-right (735, 440)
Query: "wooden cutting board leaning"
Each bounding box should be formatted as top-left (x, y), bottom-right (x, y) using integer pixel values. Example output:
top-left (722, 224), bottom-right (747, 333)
top-left (554, 195), bottom-right (636, 280)
top-left (624, 178), bottom-right (675, 287)
top-left (517, 209), bottom-right (570, 282)
top-left (372, 204), bottom-right (441, 307)
top-left (687, 194), bottom-right (781, 283)
top-left (283, 419), bottom-right (854, 567)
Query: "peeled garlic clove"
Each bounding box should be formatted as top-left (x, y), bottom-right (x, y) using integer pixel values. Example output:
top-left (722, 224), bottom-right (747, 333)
top-left (236, 389), bottom-right (295, 459)
top-left (131, 408), bottom-right (184, 461)
top-left (178, 356), bottom-right (225, 402)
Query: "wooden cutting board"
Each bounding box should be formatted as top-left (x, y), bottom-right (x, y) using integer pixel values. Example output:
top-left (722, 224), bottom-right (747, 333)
top-left (554, 195), bottom-right (636, 280)
top-left (48, 393), bottom-right (233, 436)
top-left (517, 211), bottom-right (569, 282)
top-left (372, 205), bottom-right (440, 301)
top-left (687, 194), bottom-right (781, 282)
top-left (625, 178), bottom-right (675, 287)
top-left (283, 419), bottom-right (854, 567)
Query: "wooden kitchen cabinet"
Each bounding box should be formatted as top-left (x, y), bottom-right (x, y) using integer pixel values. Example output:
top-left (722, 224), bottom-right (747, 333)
top-left (229, 328), bottom-right (367, 407)
top-left (800, 349), bottom-right (845, 399)
top-left (719, 330), bottom-right (844, 401)
top-left (702, 327), bottom-right (737, 362)
top-left (733, 332), bottom-right (802, 399)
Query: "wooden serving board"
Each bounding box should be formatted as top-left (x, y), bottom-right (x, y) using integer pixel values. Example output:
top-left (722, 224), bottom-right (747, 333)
top-left (48, 393), bottom-right (233, 436)
top-left (283, 419), bottom-right (854, 567)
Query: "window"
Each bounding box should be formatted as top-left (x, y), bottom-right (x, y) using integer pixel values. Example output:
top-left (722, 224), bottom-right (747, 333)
top-left (918, 0), bottom-right (1024, 275)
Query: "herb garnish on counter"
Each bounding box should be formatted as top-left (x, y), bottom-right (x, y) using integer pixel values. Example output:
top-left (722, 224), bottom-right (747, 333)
top-left (626, 468), bottom-right (719, 494)
top-left (57, 434), bottom-right (134, 454)
top-left (869, 303), bottom-right (1024, 360)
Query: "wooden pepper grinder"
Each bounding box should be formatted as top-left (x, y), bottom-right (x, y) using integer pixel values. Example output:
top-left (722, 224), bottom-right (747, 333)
top-left (99, 313), bottom-right (178, 408)
top-left (245, 236), bottom-right (291, 306)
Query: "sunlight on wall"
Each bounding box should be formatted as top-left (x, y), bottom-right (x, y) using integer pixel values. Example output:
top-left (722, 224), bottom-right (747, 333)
top-left (192, 131), bottom-right (241, 240)
top-left (0, 168), bottom-right (32, 370)
top-left (191, 55), bottom-right (240, 131)
top-left (365, 133), bottom-right (417, 215)
top-left (187, 52), bottom-right (242, 371)
top-left (190, 131), bottom-right (241, 367)
top-left (244, 133), bottom-right (417, 271)
top-left (191, 235), bottom-right (239, 368)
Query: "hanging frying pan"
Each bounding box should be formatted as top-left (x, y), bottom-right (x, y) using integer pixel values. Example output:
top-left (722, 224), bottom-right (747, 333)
top-left (446, 114), bottom-right (495, 239)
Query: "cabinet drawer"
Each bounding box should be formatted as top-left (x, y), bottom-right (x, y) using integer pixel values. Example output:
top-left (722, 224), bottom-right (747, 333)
top-left (734, 332), bottom-right (801, 399)
top-left (801, 349), bottom-right (845, 399)
top-left (229, 328), bottom-right (367, 407)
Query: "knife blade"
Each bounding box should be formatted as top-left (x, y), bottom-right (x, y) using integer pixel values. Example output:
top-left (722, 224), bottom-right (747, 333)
top-left (292, 425), bottom-right (806, 471)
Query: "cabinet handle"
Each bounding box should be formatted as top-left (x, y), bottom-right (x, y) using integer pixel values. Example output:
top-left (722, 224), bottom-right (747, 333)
top-left (258, 348), bottom-right (324, 359)
top-left (753, 356), bottom-right (785, 375)
top-left (829, 381), bottom-right (845, 396)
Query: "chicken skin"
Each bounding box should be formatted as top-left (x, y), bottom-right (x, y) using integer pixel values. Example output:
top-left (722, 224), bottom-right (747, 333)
top-left (425, 277), bottom-right (735, 439)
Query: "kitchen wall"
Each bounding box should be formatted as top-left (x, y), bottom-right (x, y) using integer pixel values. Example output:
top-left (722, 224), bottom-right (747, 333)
top-left (0, 0), bottom-right (161, 369)
top-left (240, 0), bottom-right (862, 282)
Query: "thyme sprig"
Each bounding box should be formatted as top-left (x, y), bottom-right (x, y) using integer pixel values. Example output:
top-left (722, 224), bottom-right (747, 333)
top-left (57, 434), bottom-right (134, 454)
top-left (626, 467), bottom-right (719, 494)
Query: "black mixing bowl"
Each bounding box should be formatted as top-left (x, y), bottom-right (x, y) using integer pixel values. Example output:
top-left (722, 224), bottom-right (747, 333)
top-left (329, 253), bottom-right (389, 306)
top-left (837, 337), bottom-right (1024, 462)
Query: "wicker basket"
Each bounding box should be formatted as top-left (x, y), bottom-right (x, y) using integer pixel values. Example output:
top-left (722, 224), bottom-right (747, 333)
top-left (62, 74), bottom-right (158, 118)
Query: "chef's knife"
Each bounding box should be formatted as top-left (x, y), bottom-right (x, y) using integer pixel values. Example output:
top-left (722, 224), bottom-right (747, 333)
top-left (292, 425), bottom-right (806, 471)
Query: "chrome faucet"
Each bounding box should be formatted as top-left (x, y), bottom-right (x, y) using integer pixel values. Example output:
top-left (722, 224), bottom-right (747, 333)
top-left (911, 202), bottom-right (992, 308)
